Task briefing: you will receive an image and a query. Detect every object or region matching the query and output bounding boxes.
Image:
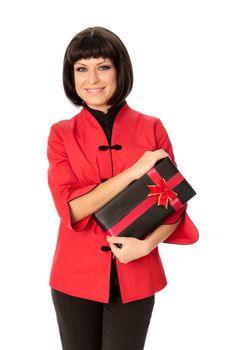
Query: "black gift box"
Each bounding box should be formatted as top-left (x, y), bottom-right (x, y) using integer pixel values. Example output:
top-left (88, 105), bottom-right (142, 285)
top-left (93, 157), bottom-right (196, 239)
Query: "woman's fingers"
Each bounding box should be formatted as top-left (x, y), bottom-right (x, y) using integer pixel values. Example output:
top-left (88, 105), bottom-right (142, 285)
top-left (106, 236), bottom-right (125, 244)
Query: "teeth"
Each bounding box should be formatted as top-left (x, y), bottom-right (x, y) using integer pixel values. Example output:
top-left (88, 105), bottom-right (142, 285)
top-left (86, 88), bottom-right (104, 95)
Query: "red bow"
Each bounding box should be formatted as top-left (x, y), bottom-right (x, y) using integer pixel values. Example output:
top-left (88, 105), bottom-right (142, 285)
top-left (147, 178), bottom-right (178, 209)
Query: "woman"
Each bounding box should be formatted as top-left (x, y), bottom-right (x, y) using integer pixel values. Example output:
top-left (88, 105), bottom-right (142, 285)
top-left (47, 26), bottom-right (198, 350)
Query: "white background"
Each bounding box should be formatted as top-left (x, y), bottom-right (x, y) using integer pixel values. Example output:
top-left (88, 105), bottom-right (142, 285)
top-left (1, 0), bottom-right (231, 349)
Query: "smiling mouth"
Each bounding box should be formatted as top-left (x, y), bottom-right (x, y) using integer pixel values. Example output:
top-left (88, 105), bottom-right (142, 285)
top-left (85, 88), bottom-right (105, 95)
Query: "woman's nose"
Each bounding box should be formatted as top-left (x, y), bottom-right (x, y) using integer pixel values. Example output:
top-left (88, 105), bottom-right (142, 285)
top-left (87, 69), bottom-right (99, 84)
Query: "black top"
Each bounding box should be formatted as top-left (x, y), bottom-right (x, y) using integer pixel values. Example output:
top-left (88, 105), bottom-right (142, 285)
top-left (84, 103), bottom-right (125, 301)
top-left (84, 102), bottom-right (125, 145)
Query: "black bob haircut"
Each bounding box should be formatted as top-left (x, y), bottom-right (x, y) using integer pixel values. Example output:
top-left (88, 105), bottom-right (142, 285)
top-left (63, 27), bottom-right (133, 107)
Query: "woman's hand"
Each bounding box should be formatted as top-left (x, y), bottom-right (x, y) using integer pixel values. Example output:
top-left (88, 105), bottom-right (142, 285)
top-left (106, 236), bottom-right (149, 264)
top-left (129, 149), bottom-right (170, 180)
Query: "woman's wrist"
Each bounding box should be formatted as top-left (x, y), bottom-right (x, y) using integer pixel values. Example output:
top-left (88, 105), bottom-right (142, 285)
top-left (142, 216), bottom-right (184, 255)
top-left (139, 236), bottom-right (154, 256)
top-left (123, 167), bottom-right (137, 182)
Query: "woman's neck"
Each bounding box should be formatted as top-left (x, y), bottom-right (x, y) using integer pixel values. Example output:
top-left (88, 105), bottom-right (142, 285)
top-left (83, 101), bottom-right (126, 116)
top-left (84, 104), bottom-right (111, 115)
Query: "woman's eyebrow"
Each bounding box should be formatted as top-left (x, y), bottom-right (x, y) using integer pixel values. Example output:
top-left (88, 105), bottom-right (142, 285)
top-left (74, 60), bottom-right (111, 67)
top-left (74, 62), bottom-right (87, 66)
top-left (96, 60), bottom-right (111, 65)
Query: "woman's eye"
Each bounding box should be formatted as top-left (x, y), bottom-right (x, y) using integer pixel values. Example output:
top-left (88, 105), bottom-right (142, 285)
top-left (99, 65), bottom-right (111, 71)
top-left (75, 67), bottom-right (87, 72)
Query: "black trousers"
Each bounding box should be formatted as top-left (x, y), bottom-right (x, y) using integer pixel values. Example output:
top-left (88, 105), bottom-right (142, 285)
top-left (51, 259), bottom-right (155, 350)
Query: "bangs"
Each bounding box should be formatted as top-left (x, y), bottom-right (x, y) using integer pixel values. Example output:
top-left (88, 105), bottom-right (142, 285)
top-left (68, 35), bottom-right (117, 65)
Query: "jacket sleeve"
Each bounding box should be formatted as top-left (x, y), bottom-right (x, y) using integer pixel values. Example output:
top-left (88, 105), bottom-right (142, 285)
top-left (47, 123), bottom-right (100, 232)
top-left (154, 119), bottom-right (199, 244)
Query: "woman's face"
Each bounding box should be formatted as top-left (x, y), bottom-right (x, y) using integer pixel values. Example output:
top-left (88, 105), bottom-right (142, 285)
top-left (74, 57), bottom-right (117, 113)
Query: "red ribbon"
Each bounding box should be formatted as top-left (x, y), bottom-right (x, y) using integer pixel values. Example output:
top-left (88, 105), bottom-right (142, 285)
top-left (147, 178), bottom-right (178, 209)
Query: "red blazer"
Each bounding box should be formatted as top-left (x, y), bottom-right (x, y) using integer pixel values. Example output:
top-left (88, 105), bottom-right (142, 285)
top-left (47, 103), bottom-right (199, 304)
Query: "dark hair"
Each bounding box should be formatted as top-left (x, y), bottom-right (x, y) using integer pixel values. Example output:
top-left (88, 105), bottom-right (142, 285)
top-left (63, 27), bottom-right (133, 107)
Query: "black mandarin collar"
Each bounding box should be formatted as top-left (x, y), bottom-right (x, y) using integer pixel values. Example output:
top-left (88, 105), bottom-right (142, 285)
top-left (83, 102), bottom-right (126, 144)
top-left (83, 102), bottom-right (125, 128)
